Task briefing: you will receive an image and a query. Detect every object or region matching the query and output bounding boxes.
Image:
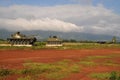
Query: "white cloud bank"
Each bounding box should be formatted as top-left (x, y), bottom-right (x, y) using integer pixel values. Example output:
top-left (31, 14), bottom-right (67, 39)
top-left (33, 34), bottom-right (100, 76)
top-left (0, 4), bottom-right (120, 36)
top-left (0, 18), bottom-right (82, 32)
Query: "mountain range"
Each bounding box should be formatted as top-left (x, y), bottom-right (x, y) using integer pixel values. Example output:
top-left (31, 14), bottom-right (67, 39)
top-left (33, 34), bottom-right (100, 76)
top-left (0, 29), bottom-right (120, 42)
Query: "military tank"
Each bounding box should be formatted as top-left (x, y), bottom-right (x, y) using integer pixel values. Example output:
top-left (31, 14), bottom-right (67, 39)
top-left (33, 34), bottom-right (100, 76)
top-left (7, 32), bottom-right (36, 46)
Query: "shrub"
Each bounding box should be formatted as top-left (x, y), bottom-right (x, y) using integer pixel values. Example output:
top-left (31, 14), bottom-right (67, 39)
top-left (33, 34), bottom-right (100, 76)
top-left (20, 69), bottom-right (33, 74)
top-left (0, 69), bottom-right (12, 77)
top-left (109, 71), bottom-right (117, 80)
top-left (89, 71), bottom-right (120, 80)
top-left (109, 71), bottom-right (120, 80)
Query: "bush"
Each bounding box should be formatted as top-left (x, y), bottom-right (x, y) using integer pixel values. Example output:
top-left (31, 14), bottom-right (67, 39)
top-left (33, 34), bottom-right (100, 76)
top-left (0, 69), bottom-right (11, 77)
top-left (89, 71), bottom-right (120, 80)
top-left (20, 69), bottom-right (33, 74)
top-left (109, 71), bottom-right (117, 80)
top-left (109, 71), bottom-right (120, 80)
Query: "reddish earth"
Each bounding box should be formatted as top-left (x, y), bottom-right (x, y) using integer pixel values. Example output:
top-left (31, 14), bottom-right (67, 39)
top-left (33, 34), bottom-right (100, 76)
top-left (0, 49), bottom-right (120, 80)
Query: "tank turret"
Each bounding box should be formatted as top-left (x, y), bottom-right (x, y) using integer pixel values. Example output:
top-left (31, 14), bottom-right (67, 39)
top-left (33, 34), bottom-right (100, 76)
top-left (7, 32), bottom-right (36, 46)
top-left (11, 32), bottom-right (26, 38)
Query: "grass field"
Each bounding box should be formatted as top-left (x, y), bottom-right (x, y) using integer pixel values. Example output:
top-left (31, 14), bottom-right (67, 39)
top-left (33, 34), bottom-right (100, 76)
top-left (0, 42), bottom-right (120, 50)
top-left (62, 43), bottom-right (120, 49)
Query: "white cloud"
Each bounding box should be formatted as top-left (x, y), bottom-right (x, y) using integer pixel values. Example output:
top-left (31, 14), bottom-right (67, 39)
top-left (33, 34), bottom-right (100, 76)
top-left (0, 18), bottom-right (82, 32)
top-left (0, 4), bottom-right (120, 36)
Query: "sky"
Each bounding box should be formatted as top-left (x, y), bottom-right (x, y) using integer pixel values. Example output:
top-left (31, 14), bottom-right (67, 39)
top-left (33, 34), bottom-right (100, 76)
top-left (0, 0), bottom-right (120, 37)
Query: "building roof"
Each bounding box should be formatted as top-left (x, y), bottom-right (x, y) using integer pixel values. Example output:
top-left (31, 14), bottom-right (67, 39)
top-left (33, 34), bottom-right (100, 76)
top-left (47, 36), bottom-right (62, 42)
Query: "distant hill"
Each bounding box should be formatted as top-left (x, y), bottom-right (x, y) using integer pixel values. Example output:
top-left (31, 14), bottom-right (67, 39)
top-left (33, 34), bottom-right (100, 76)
top-left (0, 29), bottom-right (120, 42)
top-left (0, 29), bottom-right (13, 40)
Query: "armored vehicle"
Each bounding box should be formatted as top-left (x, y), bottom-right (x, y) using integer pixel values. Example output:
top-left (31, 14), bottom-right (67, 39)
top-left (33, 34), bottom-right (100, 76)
top-left (7, 32), bottom-right (36, 46)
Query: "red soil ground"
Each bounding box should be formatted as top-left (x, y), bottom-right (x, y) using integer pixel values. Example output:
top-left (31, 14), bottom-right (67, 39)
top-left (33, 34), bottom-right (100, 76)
top-left (0, 49), bottom-right (120, 80)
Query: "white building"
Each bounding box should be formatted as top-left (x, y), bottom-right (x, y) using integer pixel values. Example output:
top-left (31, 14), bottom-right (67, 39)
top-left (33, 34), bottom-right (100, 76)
top-left (46, 36), bottom-right (63, 47)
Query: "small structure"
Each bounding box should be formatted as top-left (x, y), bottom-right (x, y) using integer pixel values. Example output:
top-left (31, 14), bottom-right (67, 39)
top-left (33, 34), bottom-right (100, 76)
top-left (46, 36), bottom-right (63, 47)
top-left (7, 32), bottom-right (36, 46)
top-left (112, 36), bottom-right (117, 43)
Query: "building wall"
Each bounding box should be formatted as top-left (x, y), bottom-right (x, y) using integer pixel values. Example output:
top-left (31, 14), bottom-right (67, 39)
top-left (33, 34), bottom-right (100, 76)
top-left (46, 44), bottom-right (63, 47)
top-left (46, 41), bottom-right (63, 46)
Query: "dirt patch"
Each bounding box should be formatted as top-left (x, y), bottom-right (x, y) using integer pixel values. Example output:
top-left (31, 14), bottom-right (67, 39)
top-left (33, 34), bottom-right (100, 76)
top-left (0, 49), bottom-right (120, 80)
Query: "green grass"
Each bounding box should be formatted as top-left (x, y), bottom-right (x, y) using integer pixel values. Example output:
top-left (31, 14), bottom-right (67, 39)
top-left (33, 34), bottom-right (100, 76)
top-left (80, 55), bottom-right (113, 62)
top-left (46, 72), bottom-right (69, 80)
top-left (89, 71), bottom-right (120, 80)
top-left (0, 59), bottom-right (80, 80)
top-left (102, 60), bottom-right (119, 66)
top-left (17, 75), bottom-right (33, 80)
top-left (86, 55), bottom-right (112, 60)
top-left (80, 54), bottom-right (120, 67)
top-left (0, 41), bottom-right (8, 44)
top-left (22, 60), bottom-right (80, 80)
top-left (78, 55), bottom-right (109, 67)
top-left (62, 43), bottom-right (120, 49)
top-left (0, 42), bottom-right (120, 50)
top-left (0, 46), bottom-right (30, 50)
top-left (0, 45), bottom-right (45, 50)
top-left (70, 64), bottom-right (80, 73)
top-left (83, 54), bottom-right (119, 61)
top-left (90, 72), bottom-right (111, 79)
top-left (78, 61), bottom-right (96, 66)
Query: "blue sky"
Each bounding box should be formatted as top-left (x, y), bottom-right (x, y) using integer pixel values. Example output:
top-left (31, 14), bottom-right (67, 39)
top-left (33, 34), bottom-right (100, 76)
top-left (93, 0), bottom-right (120, 14)
top-left (0, 0), bottom-right (120, 14)
top-left (0, 0), bottom-right (73, 6)
top-left (0, 0), bottom-right (119, 14)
